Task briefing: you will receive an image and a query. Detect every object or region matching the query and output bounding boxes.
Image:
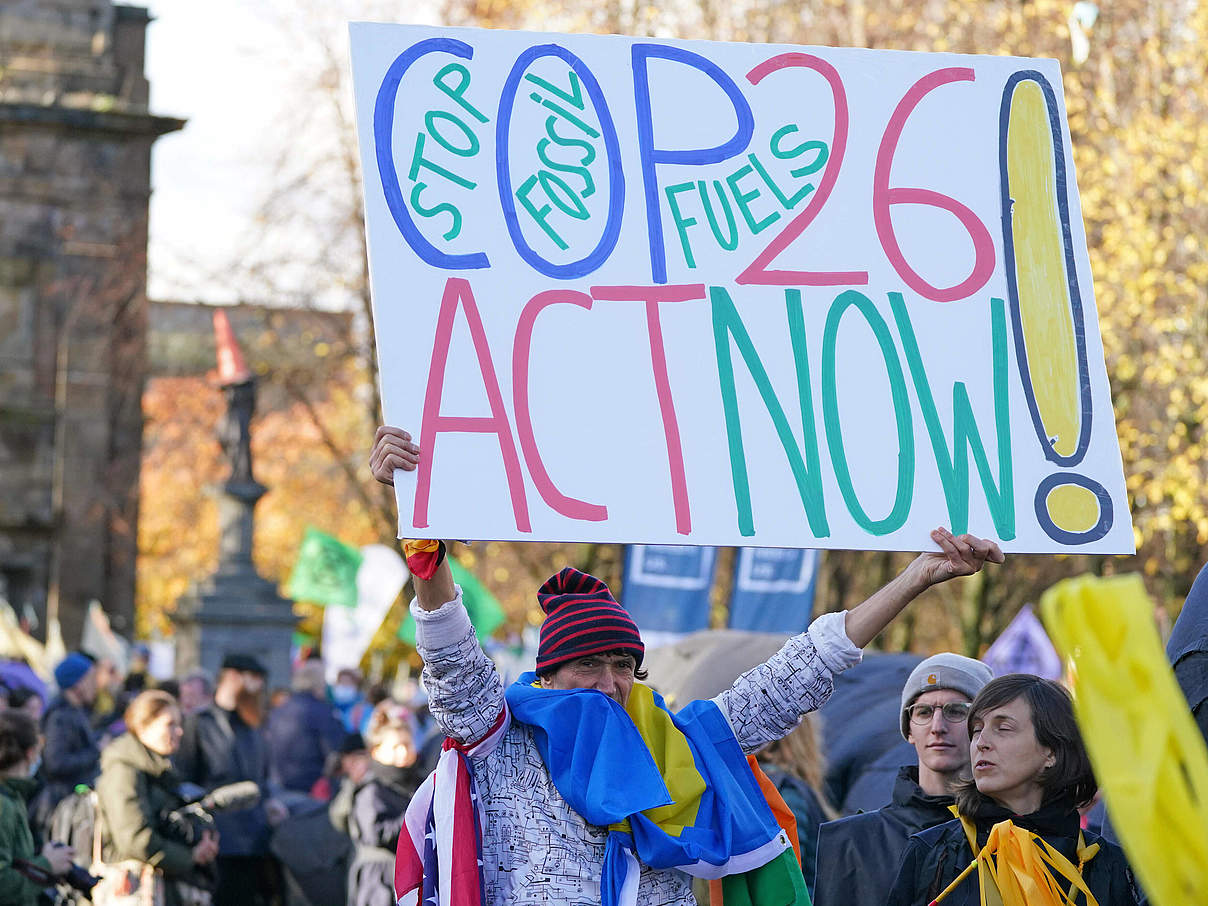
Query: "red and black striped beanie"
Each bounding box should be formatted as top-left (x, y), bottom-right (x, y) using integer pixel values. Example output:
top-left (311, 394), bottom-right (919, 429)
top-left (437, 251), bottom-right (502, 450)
top-left (535, 567), bottom-right (644, 674)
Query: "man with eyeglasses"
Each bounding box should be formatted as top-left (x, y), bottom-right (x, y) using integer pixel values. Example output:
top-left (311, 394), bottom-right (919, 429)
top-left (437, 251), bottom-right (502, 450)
top-left (812, 653), bottom-right (992, 906)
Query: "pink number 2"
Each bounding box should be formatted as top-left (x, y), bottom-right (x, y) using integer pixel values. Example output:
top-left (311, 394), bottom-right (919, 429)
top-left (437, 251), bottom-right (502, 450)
top-left (737, 53), bottom-right (868, 287)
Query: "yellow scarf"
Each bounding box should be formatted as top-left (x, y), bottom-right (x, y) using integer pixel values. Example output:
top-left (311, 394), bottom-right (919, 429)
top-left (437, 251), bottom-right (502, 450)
top-left (930, 814), bottom-right (1099, 906)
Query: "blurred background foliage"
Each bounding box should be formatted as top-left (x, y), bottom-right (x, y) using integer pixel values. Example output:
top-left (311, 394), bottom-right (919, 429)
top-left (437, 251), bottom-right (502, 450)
top-left (137, 0), bottom-right (1208, 669)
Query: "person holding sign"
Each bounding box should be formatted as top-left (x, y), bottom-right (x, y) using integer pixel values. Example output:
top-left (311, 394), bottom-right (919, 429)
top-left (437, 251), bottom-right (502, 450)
top-left (370, 426), bottom-right (1004, 905)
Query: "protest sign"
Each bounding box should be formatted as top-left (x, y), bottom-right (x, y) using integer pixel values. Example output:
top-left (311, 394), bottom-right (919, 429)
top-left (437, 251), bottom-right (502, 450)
top-left (350, 24), bottom-right (1132, 553)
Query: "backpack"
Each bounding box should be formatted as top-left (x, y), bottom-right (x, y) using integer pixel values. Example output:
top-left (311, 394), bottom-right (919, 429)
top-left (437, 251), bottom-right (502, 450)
top-left (47, 786), bottom-right (97, 857)
top-left (45, 788), bottom-right (98, 906)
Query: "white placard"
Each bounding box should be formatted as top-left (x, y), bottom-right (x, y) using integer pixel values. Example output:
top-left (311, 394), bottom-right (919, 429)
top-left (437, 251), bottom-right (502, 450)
top-left (350, 23), bottom-right (1132, 553)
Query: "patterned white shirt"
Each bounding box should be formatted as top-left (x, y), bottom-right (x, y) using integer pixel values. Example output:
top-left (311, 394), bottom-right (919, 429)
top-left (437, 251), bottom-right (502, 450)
top-left (413, 589), bottom-right (861, 905)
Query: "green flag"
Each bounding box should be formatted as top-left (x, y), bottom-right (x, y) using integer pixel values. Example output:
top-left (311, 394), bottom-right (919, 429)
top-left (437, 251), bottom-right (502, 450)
top-left (286, 527), bottom-right (362, 608)
top-left (399, 555), bottom-right (505, 644)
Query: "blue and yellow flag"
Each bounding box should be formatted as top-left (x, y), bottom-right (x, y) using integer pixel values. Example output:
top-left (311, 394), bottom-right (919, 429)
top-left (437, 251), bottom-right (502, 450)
top-left (506, 676), bottom-right (807, 905)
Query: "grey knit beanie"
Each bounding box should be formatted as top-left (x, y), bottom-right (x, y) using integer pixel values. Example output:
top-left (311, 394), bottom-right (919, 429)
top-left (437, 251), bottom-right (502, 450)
top-left (900, 653), bottom-right (993, 739)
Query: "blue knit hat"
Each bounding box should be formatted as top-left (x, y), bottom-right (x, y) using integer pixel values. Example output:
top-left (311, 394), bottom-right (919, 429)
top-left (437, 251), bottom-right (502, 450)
top-left (54, 652), bottom-right (94, 691)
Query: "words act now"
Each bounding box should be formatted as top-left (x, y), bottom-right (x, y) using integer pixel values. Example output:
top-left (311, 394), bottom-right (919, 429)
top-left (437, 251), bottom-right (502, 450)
top-left (413, 276), bottom-right (1022, 544)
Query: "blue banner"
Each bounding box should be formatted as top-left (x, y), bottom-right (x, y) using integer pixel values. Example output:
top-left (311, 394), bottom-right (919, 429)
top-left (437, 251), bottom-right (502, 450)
top-left (622, 545), bottom-right (717, 641)
top-left (728, 548), bottom-right (818, 633)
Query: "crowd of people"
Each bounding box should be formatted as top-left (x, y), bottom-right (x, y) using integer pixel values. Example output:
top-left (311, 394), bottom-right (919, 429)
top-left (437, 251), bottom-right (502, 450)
top-left (0, 424), bottom-right (1192, 904)
top-left (0, 647), bottom-right (431, 906)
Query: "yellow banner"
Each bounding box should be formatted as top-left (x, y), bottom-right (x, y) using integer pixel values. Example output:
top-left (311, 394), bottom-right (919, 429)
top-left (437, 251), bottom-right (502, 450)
top-left (1041, 573), bottom-right (1208, 906)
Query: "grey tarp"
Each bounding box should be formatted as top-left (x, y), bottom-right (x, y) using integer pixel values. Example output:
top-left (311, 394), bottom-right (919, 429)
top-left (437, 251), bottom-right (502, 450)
top-left (644, 631), bottom-right (921, 814)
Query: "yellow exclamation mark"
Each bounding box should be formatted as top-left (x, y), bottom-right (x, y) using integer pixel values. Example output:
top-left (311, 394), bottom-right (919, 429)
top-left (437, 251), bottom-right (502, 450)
top-left (1000, 71), bottom-right (1112, 544)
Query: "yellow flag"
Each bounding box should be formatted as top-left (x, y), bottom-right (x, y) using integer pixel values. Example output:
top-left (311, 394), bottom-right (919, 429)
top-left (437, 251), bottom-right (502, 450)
top-left (1041, 573), bottom-right (1208, 906)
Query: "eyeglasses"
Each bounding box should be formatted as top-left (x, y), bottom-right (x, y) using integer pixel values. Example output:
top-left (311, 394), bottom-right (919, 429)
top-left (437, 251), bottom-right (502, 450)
top-left (906, 701), bottom-right (972, 725)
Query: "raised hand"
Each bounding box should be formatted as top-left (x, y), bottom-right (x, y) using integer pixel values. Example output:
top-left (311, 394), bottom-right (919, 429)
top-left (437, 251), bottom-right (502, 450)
top-left (915, 526), bottom-right (1005, 588)
top-left (370, 426), bottom-right (420, 486)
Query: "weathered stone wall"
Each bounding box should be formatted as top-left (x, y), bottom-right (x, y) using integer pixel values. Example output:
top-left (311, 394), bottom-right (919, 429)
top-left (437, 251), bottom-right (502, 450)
top-left (0, 1), bottom-right (182, 644)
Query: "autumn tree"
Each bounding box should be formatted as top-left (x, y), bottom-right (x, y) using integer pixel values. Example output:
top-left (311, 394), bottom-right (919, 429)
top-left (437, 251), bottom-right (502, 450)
top-left (143, 0), bottom-right (1208, 656)
top-left (435, 0), bottom-right (1208, 650)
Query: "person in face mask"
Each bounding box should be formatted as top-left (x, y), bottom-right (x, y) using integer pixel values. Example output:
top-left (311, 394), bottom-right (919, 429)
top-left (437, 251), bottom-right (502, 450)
top-left (264, 660), bottom-right (347, 794)
top-left (345, 701), bottom-right (424, 906)
top-left (0, 710), bottom-right (76, 906)
top-left (331, 669), bottom-right (368, 734)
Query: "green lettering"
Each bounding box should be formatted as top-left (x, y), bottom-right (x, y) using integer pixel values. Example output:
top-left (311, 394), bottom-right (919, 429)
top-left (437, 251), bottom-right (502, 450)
top-left (770, 124), bottom-right (807, 159)
top-left (821, 291), bottom-right (915, 535)
top-left (889, 293), bottom-right (1015, 539)
top-left (771, 125), bottom-right (829, 180)
top-left (698, 180), bottom-right (739, 251)
top-left (409, 183), bottom-right (461, 241)
top-left (424, 110), bottom-right (479, 157)
top-left (546, 119), bottom-right (597, 164)
top-left (664, 182), bottom-right (698, 269)
top-left (408, 133), bottom-right (476, 190)
top-left (710, 285), bottom-right (829, 538)
top-left (433, 63), bottom-right (489, 124)
top-left (538, 126), bottom-right (595, 198)
top-left (537, 171), bottom-right (589, 220)
top-left (747, 152), bottom-right (814, 210)
top-left (789, 142), bottom-right (828, 179)
top-left (516, 175), bottom-right (568, 250)
top-left (524, 71), bottom-right (586, 110)
top-left (726, 165), bottom-right (780, 235)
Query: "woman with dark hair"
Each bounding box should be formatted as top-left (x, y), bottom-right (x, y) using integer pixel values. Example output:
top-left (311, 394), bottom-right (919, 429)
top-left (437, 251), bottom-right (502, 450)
top-left (94, 689), bottom-right (219, 904)
top-left (0, 710), bottom-right (75, 905)
top-left (885, 675), bottom-right (1143, 906)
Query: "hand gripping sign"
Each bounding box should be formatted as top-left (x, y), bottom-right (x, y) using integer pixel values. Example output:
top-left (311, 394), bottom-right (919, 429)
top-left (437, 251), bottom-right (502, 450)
top-left (350, 24), bottom-right (1132, 553)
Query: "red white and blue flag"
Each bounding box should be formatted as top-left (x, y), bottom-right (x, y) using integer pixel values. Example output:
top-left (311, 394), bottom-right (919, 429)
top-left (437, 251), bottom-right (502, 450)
top-left (394, 709), bottom-right (509, 906)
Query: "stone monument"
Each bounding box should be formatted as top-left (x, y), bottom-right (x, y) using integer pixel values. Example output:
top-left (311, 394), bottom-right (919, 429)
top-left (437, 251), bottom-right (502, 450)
top-left (173, 311), bottom-right (295, 690)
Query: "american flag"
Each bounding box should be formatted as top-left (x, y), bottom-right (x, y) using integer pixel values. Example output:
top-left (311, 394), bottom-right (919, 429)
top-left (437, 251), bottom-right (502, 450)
top-left (395, 709), bottom-right (509, 906)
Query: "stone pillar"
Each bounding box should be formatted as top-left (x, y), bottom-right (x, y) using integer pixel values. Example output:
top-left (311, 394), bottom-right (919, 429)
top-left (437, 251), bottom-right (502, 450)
top-left (172, 315), bottom-right (295, 691)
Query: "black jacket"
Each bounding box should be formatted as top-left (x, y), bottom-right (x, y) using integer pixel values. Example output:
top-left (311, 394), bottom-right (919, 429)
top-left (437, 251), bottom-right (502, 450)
top-left (345, 760), bottom-right (423, 906)
top-left (1169, 561), bottom-right (1208, 741)
top-left (175, 704), bottom-right (271, 857)
top-left (41, 695), bottom-right (100, 794)
top-left (885, 799), bottom-right (1144, 906)
top-left (264, 693), bottom-right (347, 793)
top-left (811, 766), bottom-right (954, 906)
